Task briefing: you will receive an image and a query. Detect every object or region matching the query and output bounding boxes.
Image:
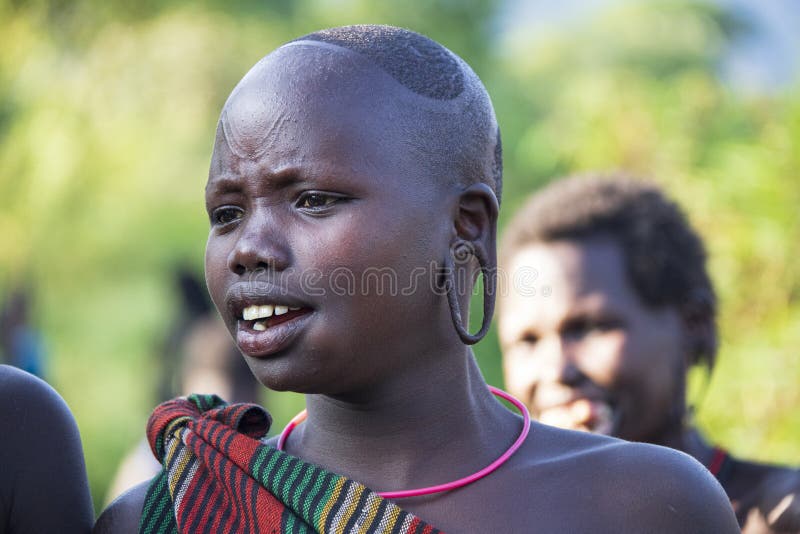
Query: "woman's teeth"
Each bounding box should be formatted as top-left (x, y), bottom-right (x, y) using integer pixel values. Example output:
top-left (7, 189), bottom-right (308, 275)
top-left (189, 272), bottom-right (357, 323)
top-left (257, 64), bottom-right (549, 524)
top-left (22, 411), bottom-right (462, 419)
top-left (242, 303), bottom-right (302, 331)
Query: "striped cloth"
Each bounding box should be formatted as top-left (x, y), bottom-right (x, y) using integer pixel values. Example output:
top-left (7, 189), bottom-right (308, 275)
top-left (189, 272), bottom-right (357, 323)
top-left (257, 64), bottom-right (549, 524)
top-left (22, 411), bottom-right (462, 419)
top-left (139, 394), bottom-right (444, 534)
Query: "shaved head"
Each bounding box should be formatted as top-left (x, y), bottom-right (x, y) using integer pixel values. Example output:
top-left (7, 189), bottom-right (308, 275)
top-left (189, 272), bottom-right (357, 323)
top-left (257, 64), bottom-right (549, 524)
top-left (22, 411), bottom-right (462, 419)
top-left (219, 25), bottom-right (502, 203)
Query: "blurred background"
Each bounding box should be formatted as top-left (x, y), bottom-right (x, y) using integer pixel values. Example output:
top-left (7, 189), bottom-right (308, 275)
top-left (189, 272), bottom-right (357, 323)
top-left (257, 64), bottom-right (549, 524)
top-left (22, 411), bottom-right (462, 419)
top-left (1, 0), bottom-right (798, 510)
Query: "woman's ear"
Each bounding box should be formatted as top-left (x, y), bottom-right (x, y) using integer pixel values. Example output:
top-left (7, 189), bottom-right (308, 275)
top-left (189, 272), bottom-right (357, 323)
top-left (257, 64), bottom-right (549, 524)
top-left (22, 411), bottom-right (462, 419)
top-left (680, 291), bottom-right (718, 369)
top-left (454, 183), bottom-right (499, 247)
top-left (445, 183), bottom-right (500, 345)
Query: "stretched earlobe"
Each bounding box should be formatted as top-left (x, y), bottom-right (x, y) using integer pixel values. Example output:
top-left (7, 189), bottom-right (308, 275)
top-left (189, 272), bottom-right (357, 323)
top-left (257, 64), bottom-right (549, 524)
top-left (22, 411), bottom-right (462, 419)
top-left (444, 239), bottom-right (497, 345)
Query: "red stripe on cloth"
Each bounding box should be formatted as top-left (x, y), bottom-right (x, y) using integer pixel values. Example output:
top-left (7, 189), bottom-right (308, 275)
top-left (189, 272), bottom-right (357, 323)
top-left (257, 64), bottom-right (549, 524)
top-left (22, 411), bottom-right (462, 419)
top-left (181, 474), bottom-right (211, 529)
top-left (406, 516), bottom-right (423, 534)
top-left (255, 490), bottom-right (287, 533)
top-left (181, 414), bottom-right (290, 533)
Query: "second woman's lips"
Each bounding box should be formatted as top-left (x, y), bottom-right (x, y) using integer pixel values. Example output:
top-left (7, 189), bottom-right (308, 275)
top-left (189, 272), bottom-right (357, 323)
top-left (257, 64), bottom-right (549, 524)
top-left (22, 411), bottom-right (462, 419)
top-left (538, 398), bottom-right (616, 435)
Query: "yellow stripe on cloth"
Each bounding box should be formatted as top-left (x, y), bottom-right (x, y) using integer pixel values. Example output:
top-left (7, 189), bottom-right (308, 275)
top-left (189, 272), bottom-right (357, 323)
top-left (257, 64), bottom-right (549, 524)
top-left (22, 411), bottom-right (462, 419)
top-left (319, 477), bottom-right (346, 533)
top-left (356, 492), bottom-right (383, 532)
top-left (375, 504), bottom-right (402, 533)
top-left (163, 428), bottom-right (181, 469)
top-left (164, 428), bottom-right (194, 498)
top-left (331, 483), bottom-right (366, 533)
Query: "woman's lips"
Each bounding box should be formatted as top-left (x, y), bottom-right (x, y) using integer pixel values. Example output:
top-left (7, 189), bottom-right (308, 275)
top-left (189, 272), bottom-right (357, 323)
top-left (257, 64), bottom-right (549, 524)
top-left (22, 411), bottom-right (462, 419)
top-left (236, 309), bottom-right (313, 358)
top-left (538, 398), bottom-right (616, 435)
top-left (244, 308), bottom-right (311, 330)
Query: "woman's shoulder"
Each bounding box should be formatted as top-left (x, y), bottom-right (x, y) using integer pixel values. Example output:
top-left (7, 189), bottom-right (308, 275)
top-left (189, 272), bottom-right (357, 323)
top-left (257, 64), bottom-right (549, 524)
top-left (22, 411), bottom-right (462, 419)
top-left (0, 365), bottom-right (95, 533)
top-left (502, 423), bottom-right (741, 532)
top-left (94, 480), bottom-right (150, 534)
top-left (523, 423), bottom-right (721, 489)
top-left (0, 364), bottom-right (63, 407)
top-left (0, 364), bottom-right (84, 464)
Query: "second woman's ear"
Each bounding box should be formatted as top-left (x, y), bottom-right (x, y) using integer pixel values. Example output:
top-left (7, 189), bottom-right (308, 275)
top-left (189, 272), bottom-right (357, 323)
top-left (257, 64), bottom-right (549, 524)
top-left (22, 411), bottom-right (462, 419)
top-left (679, 291), bottom-right (718, 369)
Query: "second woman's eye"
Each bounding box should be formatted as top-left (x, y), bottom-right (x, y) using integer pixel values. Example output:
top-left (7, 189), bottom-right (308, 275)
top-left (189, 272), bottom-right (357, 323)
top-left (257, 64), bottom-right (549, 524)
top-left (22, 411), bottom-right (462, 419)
top-left (211, 206), bottom-right (244, 226)
top-left (520, 333), bottom-right (540, 347)
top-left (587, 318), bottom-right (622, 333)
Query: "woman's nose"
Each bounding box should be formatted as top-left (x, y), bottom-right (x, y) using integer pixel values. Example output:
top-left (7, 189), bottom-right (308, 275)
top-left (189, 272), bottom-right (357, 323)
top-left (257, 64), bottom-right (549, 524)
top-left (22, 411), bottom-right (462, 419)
top-left (227, 211), bottom-right (291, 275)
top-left (539, 335), bottom-right (586, 387)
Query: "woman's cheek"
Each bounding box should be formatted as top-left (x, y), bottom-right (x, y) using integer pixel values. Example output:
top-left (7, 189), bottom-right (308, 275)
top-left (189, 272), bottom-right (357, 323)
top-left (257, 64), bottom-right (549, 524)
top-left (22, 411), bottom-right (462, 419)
top-left (583, 332), bottom-right (628, 385)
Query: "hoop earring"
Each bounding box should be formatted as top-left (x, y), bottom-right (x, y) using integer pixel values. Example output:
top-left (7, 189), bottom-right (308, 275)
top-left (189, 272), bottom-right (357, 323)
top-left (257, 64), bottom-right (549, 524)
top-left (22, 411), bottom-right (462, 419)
top-left (443, 240), bottom-right (496, 345)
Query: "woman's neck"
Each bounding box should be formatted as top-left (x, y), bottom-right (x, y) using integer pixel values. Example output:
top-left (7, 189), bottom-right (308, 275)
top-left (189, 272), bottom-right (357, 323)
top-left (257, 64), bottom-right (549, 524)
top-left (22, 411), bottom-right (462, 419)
top-left (282, 348), bottom-right (521, 493)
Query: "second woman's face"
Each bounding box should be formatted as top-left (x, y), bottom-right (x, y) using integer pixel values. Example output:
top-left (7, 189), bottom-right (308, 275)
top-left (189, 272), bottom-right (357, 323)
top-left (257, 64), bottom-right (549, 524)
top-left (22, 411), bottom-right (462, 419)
top-left (499, 238), bottom-right (687, 442)
top-left (203, 45), bottom-right (452, 396)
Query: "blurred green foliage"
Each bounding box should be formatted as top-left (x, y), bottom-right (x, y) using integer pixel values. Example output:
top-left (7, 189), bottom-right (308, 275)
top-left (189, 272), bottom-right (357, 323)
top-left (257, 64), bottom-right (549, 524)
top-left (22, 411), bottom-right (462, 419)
top-left (0, 0), bottom-right (797, 511)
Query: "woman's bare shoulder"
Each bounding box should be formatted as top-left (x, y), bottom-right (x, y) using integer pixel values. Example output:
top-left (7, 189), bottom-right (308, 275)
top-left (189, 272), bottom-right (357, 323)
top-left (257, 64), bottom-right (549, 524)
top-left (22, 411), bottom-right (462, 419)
top-left (580, 438), bottom-right (740, 532)
top-left (0, 365), bottom-right (95, 533)
top-left (508, 423), bottom-right (740, 532)
top-left (0, 364), bottom-right (68, 412)
top-left (93, 480), bottom-right (149, 534)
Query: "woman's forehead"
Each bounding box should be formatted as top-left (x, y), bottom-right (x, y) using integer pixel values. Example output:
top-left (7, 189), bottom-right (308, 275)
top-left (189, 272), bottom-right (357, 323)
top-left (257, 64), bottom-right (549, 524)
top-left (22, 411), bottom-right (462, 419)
top-left (212, 96), bottom-right (400, 180)
top-left (207, 99), bottom-right (434, 203)
top-left (503, 241), bottom-right (628, 302)
top-left (227, 43), bottom-right (396, 113)
top-left (206, 43), bottom-right (466, 204)
top-left (217, 50), bottom-right (403, 158)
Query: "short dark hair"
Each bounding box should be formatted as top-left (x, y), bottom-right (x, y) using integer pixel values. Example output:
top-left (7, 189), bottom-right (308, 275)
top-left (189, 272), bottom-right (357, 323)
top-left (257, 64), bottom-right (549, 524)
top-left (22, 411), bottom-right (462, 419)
top-left (501, 174), bottom-right (717, 368)
top-left (292, 25), bottom-right (503, 203)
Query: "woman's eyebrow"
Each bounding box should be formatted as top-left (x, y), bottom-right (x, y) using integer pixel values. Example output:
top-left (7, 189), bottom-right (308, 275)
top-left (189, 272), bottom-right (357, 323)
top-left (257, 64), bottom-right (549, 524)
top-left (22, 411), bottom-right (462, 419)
top-left (559, 304), bottom-right (609, 327)
top-left (205, 175), bottom-right (243, 195)
top-left (207, 165), bottom-right (314, 195)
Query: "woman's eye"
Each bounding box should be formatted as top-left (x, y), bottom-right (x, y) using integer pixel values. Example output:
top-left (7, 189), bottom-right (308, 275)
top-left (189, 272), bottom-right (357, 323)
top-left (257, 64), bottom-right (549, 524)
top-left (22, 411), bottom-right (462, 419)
top-left (589, 319), bottom-right (620, 332)
top-left (211, 206), bottom-right (243, 226)
top-left (297, 193), bottom-right (340, 211)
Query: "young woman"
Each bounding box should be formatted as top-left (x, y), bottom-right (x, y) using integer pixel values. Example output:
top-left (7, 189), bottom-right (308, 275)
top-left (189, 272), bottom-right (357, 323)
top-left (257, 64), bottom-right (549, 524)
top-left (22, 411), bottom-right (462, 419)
top-left (96, 27), bottom-right (738, 533)
top-left (499, 175), bottom-right (799, 532)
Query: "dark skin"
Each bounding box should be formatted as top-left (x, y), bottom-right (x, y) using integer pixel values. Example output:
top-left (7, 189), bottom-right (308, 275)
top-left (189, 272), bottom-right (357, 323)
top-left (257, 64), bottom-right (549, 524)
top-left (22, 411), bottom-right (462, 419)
top-left (95, 42), bottom-right (739, 533)
top-left (0, 365), bottom-right (94, 534)
top-left (500, 237), bottom-right (800, 533)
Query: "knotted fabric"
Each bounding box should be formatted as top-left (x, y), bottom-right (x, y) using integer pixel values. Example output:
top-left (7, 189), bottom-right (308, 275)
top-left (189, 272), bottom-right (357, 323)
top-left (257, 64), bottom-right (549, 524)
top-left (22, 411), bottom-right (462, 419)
top-left (139, 394), bottom-right (443, 534)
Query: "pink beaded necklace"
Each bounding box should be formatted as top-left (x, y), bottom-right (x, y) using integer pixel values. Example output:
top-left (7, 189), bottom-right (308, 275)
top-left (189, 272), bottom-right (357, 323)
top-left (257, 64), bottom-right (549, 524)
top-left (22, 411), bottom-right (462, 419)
top-left (277, 385), bottom-right (531, 499)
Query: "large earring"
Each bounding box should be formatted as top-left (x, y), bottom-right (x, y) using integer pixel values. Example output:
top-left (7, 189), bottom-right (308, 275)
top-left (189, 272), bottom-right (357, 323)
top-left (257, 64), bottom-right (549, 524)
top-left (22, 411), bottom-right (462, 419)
top-left (443, 240), bottom-right (496, 345)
